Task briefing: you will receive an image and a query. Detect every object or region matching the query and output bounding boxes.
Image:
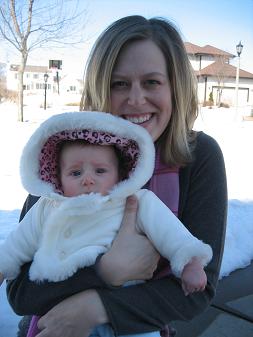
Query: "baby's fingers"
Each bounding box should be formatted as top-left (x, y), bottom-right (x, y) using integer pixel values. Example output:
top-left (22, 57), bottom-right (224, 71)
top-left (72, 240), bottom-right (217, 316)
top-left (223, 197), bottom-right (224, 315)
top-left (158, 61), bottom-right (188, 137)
top-left (181, 282), bottom-right (191, 296)
top-left (182, 282), bottom-right (204, 296)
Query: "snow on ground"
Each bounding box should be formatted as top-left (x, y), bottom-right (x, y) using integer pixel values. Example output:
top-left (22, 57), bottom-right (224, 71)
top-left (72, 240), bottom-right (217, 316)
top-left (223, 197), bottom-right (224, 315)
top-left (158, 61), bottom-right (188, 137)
top-left (0, 102), bottom-right (253, 335)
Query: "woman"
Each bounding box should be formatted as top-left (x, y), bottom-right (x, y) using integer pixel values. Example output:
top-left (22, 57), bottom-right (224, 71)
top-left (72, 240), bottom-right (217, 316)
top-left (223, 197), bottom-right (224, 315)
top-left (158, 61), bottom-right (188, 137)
top-left (7, 15), bottom-right (227, 337)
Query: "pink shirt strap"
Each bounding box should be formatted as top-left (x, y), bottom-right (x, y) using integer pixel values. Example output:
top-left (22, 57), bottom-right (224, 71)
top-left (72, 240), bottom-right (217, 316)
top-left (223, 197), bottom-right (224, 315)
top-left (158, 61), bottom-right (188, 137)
top-left (147, 149), bottom-right (179, 216)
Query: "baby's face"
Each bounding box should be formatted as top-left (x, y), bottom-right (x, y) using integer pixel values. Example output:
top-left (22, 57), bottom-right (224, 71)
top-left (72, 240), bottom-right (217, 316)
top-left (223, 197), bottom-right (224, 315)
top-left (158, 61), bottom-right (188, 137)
top-left (60, 144), bottom-right (119, 197)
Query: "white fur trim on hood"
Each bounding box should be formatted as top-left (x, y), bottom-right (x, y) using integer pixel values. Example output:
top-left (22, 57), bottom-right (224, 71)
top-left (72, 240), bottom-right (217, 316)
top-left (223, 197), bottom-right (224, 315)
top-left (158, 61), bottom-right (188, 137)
top-left (20, 111), bottom-right (155, 200)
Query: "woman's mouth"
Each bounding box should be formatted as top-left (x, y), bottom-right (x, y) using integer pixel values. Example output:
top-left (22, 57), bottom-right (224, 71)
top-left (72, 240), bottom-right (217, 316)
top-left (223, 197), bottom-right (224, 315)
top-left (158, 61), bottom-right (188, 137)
top-left (123, 113), bottom-right (152, 125)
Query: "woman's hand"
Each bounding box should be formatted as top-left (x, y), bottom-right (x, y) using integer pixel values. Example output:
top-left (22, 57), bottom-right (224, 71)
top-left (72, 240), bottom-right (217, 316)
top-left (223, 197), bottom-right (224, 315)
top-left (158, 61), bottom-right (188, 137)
top-left (36, 290), bottom-right (108, 337)
top-left (97, 195), bottom-right (160, 286)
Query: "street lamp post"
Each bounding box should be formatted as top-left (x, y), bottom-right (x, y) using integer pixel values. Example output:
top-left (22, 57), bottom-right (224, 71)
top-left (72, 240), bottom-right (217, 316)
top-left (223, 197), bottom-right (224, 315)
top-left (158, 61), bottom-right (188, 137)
top-left (44, 73), bottom-right (49, 110)
top-left (235, 41), bottom-right (243, 117)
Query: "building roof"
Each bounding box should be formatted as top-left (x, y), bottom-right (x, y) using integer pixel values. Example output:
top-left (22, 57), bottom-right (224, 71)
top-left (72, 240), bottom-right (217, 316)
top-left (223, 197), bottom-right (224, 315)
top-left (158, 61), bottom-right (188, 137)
top-left (10, 64), bottom-right (48, 73)
top-left (196, 61), bottom-right (253, 79)
top-left (184, 42), bottom-right (235, 58)
top-left (184, 42), bottom-right (203, 54)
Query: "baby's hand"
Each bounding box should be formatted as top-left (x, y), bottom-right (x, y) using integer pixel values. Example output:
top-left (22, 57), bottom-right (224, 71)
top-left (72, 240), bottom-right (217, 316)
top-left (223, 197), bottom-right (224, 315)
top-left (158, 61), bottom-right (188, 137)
top-left (181, 257), bottom-right (207, 296)
top-left (0, 272), bottom-right (4, 286)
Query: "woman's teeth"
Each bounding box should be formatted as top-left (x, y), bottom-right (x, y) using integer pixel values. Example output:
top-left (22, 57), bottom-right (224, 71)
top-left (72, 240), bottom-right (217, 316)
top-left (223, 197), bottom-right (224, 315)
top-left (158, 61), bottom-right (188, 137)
top-left (125, 114), bottom-right (151, 124)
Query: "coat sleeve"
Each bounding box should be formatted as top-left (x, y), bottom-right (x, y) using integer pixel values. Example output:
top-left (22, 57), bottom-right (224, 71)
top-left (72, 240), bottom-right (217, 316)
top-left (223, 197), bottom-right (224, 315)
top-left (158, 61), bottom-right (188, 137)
top-left (0, 202), bottom-right (42, 279)
top-left (6, 195), bottom-right (112, 316)
top-left (136, 190), bottom-right (212, 277)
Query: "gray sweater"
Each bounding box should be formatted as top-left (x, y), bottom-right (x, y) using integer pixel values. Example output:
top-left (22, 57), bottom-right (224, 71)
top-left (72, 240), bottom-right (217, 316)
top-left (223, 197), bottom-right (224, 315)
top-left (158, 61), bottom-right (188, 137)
top-left (7, 131), bottom-right (227, 336)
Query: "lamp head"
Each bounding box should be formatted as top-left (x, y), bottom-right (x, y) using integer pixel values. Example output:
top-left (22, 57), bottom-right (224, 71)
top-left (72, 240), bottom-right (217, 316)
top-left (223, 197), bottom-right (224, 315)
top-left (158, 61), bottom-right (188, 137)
top-left (236, 41), bottom-right (243, 57)
top-left (44, 73), bottom-right (49, 82)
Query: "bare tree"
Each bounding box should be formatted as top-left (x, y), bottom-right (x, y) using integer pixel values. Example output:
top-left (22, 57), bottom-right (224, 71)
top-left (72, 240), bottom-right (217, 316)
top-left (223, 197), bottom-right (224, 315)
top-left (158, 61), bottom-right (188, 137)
top-left (213, 55), bottom-right (230, 107)
top-left (0, 62), bottom-right (6, 102)
top-left (0, 0), bottom-right (87, 121)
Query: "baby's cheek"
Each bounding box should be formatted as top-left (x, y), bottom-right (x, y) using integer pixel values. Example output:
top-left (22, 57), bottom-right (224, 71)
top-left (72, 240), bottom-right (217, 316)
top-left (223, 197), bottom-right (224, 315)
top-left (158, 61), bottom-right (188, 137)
top-left (62, 181), bottom-right (79, 197)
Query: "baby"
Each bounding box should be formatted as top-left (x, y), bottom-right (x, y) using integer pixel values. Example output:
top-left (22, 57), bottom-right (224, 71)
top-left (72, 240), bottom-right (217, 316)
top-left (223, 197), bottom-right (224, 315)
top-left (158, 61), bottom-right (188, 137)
top-left (57, 139), bottom-right (208, 293)
top-left (0, 111), bottom-right (212, 337)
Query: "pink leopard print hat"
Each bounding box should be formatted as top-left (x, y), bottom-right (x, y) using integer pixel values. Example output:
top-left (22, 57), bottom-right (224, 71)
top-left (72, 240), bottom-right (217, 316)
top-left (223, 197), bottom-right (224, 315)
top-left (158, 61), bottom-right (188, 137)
top-left (40, 128), bottom-right (139, 193)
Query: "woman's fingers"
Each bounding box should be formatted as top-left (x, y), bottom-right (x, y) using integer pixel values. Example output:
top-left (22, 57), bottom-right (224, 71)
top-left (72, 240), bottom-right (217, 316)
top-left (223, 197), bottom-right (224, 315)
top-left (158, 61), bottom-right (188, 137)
top-left (118, 195), bottom-right (139, 234)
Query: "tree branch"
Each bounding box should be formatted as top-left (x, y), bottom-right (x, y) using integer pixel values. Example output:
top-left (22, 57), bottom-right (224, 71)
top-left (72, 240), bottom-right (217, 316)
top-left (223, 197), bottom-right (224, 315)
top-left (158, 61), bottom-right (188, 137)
top-left (10, 0), bottom-right (23, 40)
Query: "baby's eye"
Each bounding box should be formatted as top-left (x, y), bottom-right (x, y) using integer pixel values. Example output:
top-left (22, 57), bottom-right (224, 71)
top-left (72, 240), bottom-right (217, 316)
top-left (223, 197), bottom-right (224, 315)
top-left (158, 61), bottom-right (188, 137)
top-left (96, 168), bottom-right (106, 174)
top-left (71, 170), bottom-right (81, 177)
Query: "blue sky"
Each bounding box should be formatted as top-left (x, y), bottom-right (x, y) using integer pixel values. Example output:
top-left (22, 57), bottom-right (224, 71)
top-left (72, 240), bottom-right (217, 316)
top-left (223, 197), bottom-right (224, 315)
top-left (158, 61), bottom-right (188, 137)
top-left (84, 0), bottom-right (253, 71)
top-left (2, 0), bottom-right (253, 76)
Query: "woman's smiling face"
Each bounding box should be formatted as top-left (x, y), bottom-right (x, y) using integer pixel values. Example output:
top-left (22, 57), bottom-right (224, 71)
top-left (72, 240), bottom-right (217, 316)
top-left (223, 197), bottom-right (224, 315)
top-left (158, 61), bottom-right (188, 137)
top-left (110, 39), bottom-right (172, 141)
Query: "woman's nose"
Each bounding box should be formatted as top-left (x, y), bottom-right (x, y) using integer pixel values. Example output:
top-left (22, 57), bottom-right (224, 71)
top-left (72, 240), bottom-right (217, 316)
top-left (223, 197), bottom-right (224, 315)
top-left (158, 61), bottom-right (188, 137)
top-left (128, 85), bottom-right (146, 106)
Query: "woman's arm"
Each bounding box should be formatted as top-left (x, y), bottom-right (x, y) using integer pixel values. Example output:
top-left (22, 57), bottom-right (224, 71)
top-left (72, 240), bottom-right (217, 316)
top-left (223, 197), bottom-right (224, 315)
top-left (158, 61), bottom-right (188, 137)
top-left (178, 132), bottom-right (227, 288)
top-left (6, 261), bottom-right (108, 315)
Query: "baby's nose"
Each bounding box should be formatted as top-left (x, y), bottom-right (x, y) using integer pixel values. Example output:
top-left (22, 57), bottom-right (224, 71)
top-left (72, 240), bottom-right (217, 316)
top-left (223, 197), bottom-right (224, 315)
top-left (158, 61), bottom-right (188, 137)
top-left (82, 173), bottom-right (95, 185)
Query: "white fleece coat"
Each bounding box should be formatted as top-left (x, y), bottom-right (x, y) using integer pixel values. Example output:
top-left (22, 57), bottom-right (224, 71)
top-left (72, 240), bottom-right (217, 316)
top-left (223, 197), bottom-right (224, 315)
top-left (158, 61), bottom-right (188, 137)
top-left (0, 112), bottom-right (212, 282)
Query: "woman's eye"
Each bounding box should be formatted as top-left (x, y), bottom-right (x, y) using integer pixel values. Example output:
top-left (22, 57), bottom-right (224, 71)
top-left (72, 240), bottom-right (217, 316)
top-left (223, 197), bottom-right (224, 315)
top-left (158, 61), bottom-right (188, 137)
top-left (71, 170), bottom-right (81, 177)
top-left (111, 80), bottom-right (128, 89)
top-left (145, 79), bottom-right (160, 86)
top-left (96, 168), bottom-right (106, 174)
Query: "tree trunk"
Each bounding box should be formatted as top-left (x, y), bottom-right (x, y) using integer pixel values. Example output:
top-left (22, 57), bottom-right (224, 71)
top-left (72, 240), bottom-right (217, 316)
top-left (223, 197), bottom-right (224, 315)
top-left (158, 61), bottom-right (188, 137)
top-left (18, 70), bottom-right (24, 122)
top-left (18, 52), bottom-right (28, 122)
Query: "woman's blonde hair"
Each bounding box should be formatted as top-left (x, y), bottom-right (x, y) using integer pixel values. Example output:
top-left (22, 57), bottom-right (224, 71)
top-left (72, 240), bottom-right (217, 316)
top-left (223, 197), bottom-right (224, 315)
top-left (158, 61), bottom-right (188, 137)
top-left (80, 15), bottom-right (198, 166)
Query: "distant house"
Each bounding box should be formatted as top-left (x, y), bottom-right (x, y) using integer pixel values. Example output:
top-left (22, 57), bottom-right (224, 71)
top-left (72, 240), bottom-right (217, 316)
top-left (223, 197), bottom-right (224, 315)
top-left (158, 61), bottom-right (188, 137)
top-left (59, 74), bottom-right (83, 95)
top-left (185, 42), bottom-right (253, 106)
top-left (6, 64), bottom-right (53, 93)
top-left (5, 63), bottom-right (83, 98)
